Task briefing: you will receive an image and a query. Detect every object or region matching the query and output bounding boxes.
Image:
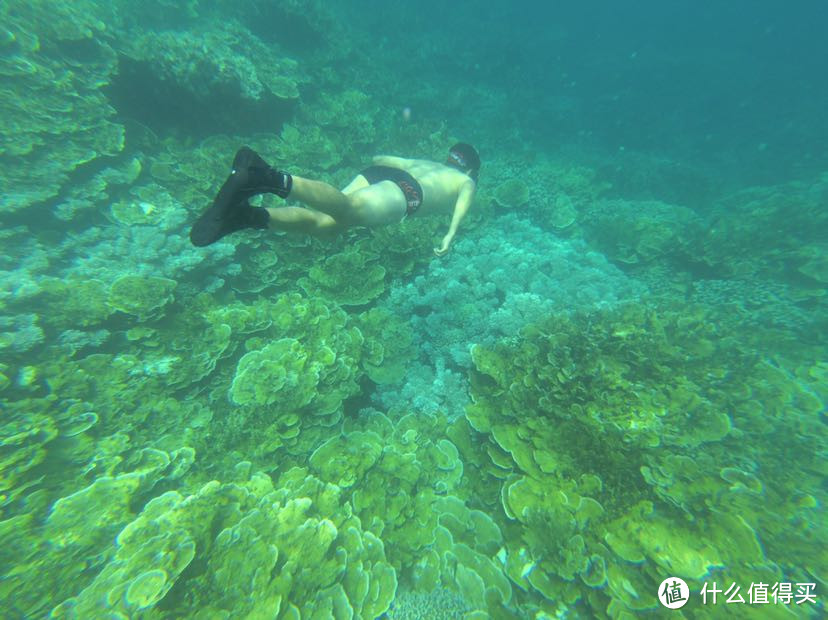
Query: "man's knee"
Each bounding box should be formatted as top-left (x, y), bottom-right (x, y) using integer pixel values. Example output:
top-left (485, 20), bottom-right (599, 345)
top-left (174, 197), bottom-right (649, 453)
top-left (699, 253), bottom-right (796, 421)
top-left (315, 213), bottom-right (342, 233)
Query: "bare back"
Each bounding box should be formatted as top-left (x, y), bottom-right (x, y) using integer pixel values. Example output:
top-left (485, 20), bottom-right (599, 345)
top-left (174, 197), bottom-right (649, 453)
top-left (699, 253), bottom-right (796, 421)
top-left (338, 154), bottom-right (477, 229)
top-left (388, 158), bottom-right (475, 216)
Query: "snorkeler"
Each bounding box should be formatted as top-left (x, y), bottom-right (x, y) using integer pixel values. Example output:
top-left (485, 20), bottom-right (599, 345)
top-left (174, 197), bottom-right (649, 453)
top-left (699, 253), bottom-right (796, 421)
top-left (189, 143), bottom-right (480, 257)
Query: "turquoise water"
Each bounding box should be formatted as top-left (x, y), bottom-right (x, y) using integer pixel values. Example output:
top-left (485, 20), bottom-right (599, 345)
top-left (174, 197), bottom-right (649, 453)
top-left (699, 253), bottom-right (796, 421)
top-left (1, 1), bottom-right (826, 618)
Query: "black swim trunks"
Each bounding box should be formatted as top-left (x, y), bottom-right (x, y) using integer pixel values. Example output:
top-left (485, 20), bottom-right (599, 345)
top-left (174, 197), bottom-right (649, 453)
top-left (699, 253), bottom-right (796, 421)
top-left (360, 166), bottom-right (423, 217)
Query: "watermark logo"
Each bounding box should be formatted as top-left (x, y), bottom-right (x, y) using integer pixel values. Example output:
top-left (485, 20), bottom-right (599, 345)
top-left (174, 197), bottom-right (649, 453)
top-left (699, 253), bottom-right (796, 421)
top-left (701, 581), bottom-right (817, 605)
top-left (659, 577), bottom-right (690, 609)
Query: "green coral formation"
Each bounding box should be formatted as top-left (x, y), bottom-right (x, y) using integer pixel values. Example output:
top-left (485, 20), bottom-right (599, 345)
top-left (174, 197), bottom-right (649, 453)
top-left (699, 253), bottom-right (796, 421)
top-left (0, 397), bottom-right (97, 511)
top-left (10, 463), bottom-right (396, 618)
top-left (363, 218), bottom-right (445, 275)
top-left (1, 2), bottom-right (124, 214)
top-left (464, 301), bottom-right (827, 617)
top-left (230, 338), bottom-right (339, 411)
top-left (30, 278), bottom-right (113, 329)
top-left (583, 199), bottom-right (702, 266)
top-left (684, 175), bottom-right (828, 304)
top-left (524, 160), bottom-right (611, 232)
top-left (493, 178), bottom-right (530, 209)
top-left (308, 410), bottom-right (516, 617)
top-left (0, 0), bottom-right (349, 218)
top-left (299, 89), bottom-right (380, 159)
top-left (546, 192), bottom-right (579, 229)
top-left (2, 444), bottom-right (192, 617)
top-left (107, 275), bottom-right (177, 320)
top-left (120, 20), bottom-right (302, 103)
top-left (356, 308), bottom-right (416, 384)
top-left (191, 292), bottom-right (367, 464)
top-left (299, 248), bottom-right (387, 306)
top-left (55, 156), bottom-right (143, 221)
top-left (10, 269), bottom-right (820, 618)
top-left (309, 431), bottom-right (383, 488)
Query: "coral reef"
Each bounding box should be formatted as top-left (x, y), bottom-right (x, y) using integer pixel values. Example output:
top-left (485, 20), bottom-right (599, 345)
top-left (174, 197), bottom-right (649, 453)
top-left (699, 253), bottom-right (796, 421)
top-left (107, 275), bottom-right (178, 320)
top-left (385, 588), bottom-right (471, 620)
top-left (698, 173), bottom-right (828, 286)
top-left (582, 199), bottom-right (703, 266)
top-left (464, 300), bottom-right (827, 616)
top-left (11, 464), bottom-right (397, 619)
top-left (493, 178), bottom-right (530, 209)
top-left (524, 160), bottom-right (612, 233)
top-left (362, 218), bottom-right (445, 276)
top-left (356, 308), bottom-right (416, 384)
top-left (386, 214), bottom-right (642, 366)
top-left (1, 2), bottom-right (124, 214)
top-left (299, 248), bottom-right (387, 306)
top-left (376, 214), bottom-right (644, 416)
top-left (121, 20), bottom-right (301, 103)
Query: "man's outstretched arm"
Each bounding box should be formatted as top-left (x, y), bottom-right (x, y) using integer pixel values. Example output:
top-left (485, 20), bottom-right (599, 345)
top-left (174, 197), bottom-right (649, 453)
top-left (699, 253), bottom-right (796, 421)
top-left (435, 180), bottom-right (476, 256)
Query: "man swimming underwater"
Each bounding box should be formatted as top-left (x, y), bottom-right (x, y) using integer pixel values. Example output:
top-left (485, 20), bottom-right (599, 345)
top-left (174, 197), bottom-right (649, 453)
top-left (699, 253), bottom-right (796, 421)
top-left (189, 143), bottom-right (480, 256)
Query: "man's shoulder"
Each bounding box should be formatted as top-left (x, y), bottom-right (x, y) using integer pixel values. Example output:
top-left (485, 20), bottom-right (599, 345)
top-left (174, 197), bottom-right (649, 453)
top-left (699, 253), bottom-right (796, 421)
top-left (406, 158), bottom-right (451, 174)
top-left (372, 155), bottom-right (448, 169)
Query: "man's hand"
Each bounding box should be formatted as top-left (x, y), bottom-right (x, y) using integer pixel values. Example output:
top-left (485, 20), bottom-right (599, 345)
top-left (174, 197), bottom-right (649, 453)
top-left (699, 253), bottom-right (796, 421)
top-left (434, 233), bottom-right (453, 256)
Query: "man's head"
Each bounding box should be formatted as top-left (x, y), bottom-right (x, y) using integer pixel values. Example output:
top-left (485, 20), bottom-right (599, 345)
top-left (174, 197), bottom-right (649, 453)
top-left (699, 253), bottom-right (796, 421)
top-left (446, 143), bottom-right (481, 181)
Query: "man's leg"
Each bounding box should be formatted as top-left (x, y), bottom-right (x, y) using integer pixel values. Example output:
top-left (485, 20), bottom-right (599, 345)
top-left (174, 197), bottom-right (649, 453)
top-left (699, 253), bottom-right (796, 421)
top-left (287, 176), bottom-right (356, 225)
top-left (190, 147), bottom-right (364, 246)
top-left (260, 174), bottom-right (373, 236)
top-left (265, 205), bottom-right (339, 236)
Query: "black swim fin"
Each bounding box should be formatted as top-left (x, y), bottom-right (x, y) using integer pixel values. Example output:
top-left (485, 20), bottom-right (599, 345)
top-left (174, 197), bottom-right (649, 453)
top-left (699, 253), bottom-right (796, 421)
top-left (189, 147), bottom-right (289, 246)
top-left (189, 197), bottom-right (270, 247)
